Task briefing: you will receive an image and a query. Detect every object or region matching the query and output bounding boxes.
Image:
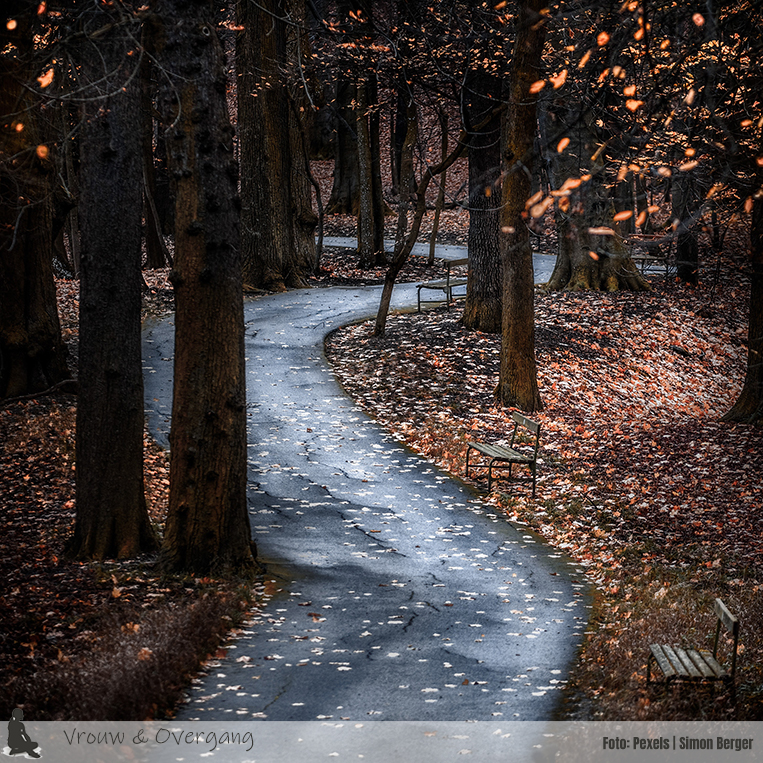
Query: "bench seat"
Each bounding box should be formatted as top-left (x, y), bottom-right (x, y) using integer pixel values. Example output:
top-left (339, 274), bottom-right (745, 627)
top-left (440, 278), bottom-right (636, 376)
top-left (466, 412), bottom-right (540, 496)
top-left (646, 598), bottom-right (739, 697)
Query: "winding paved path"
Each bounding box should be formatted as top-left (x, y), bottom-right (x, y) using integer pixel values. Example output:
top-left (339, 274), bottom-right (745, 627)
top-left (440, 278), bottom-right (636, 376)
top-left (142, 269), bottom-right (590, 722)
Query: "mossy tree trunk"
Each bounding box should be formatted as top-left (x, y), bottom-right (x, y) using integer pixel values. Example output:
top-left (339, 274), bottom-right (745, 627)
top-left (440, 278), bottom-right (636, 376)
top-left (495, 0), bottom-right (545, 413)
top-left (68, 7), bottom-right (158, 560)
top-left (155, 0), bottom-right (256, 575)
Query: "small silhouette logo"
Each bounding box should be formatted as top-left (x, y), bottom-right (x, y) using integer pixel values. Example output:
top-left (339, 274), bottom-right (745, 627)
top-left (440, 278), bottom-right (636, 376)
top-left (4, 709), bottom-right (41, 759)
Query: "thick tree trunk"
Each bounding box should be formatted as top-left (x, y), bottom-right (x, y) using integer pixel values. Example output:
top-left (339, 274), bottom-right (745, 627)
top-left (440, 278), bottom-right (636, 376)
top-left (0, 11), bottom-right (69, 400)
top-left (68, 14), bottom-right (158, 560)
top-left (357, 80), bottom-right (377, 269)
top-left (327, 79), bottom-right (360, 214)
top-left (356, 76), bottom-right (386, 269)
top-left (462, 68), bottom-right (502, 334)
top-left (287, 0), bottom-right (319, 277)
top-left (544, 108), bottom-right (650, 292)
top-left (724, 196), bottom-right (763, 424)
top-left (155, 0), bottom-right (256, 574)
top-left (495, 0), bottom-right (545, 413)
top-left (238, 0), bottom-right (314, 290)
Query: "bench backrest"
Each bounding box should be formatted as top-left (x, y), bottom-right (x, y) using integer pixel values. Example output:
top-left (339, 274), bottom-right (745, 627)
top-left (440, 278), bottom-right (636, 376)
top-left (510, 411), bottom-right (541, 458)
top-left (713, 598), bottom-right (740, 678)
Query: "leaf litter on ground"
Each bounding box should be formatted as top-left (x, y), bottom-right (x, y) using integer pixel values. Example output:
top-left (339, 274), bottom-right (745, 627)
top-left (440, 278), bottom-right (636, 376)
top-left (3, 230), bottom-right (761, 721)
top-left (324, 254), bottom-right (763, 720)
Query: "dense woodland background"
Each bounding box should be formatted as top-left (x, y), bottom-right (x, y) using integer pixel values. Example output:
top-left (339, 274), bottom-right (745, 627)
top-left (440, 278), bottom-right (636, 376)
top-left (0, 0), bottom-right (761, 721)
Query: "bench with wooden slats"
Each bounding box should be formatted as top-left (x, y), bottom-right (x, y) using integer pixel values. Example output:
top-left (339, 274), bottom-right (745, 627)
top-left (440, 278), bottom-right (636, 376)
top-left (416, 257), bottom-right (468, 312)
top-left (465, 412), bottom-right (540, 497)
top-left (647, 598), bottom-right (739, 695)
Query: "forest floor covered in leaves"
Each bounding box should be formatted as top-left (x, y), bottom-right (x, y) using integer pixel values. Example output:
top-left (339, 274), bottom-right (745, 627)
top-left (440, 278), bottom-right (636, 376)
top-left (0, 271), bottom-right (269, 721)
top-left (2, 236), bottom-right (761, 722)
top-left (322, 243), bottom-right (763, 721)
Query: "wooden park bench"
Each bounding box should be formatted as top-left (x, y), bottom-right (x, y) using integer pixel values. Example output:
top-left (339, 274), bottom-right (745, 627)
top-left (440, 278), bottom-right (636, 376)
top-left (465, 412), bottom-right (540, 496)
top-left (646, 598), bottom-right (740, 696)
top-left (417, 257), bottom-right (468, 312)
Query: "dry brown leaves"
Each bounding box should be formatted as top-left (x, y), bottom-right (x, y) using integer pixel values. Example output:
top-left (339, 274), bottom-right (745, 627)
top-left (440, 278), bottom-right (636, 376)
top-left (325, 276), bottom-right (760, 583)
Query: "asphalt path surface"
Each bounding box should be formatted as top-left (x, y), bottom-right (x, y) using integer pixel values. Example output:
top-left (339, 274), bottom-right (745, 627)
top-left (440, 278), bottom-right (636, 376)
top-left (142, 265), bottom-right (591, 723)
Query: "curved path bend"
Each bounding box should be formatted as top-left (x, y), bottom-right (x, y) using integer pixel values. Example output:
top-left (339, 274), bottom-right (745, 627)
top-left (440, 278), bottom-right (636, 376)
top-left (142, 272), bottom-right (591, 722)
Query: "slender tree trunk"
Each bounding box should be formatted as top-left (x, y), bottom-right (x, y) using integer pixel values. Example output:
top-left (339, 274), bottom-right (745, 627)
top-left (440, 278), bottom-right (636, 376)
top-left (68, 10), bottom-right (157, 560)
top-left (375, 112), bottom-right (474, 336)
top-left (154, 0), bottom-right (256, 574)
top-left (428, 108), bottom-right (448, 265)
top-left (356, 74), bottom-right (386, 268)
top-left (495, 0), bottom-right (545, 413)
top-left (374, 105), bottom-right (416, 335)
top-left (369, 74), bottom-right (386, 265)
top-left (724, 195), bottom-right (763, 423)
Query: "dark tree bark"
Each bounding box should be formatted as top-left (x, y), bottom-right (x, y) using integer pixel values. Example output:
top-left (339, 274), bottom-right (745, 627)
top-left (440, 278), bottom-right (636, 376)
top-left (356, 77), bottom-right (385, 268)
top-left (237, 0), bottom-right (315, 290)
top-left (0, 7), bottom-right (69, 400)
top-left (368, 75), bottom-right (386, 264)
top-left (287, 0), bottom-right (320, 275)
top-left (354, 2), bottom-right (385, 267)
top-left (141, 57), bottom-right (171, 270)
top-left (724, 196), bottom-right (763, 424)
top-left (154, 0), bottom-right (256, 574)
top-left (672, 169), bottom-right (700, 285)
top-left (327, 80), bottom-right (360, 214)
top-left (357, 79), bottom-right (376, 269)
top-left (68, 9), bottom-right (158, 560)
top-left (495, 0), bottom-right (545, 413)
top-left (462, 67), bottom-right (502, 334)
